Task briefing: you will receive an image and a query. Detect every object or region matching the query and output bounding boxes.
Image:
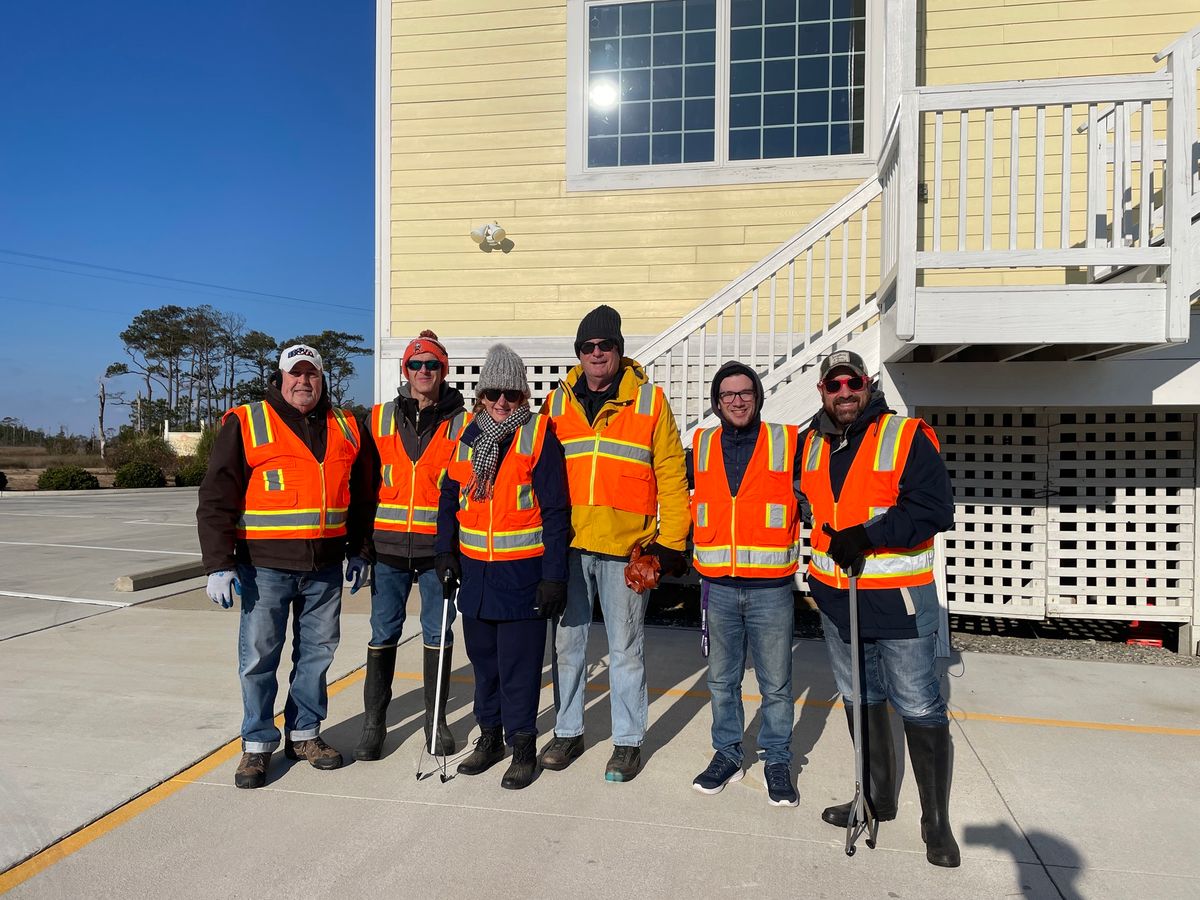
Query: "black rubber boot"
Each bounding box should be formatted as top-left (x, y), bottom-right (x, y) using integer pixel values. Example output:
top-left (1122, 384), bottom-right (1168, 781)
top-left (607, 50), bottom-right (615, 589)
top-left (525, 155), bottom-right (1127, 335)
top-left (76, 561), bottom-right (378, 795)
top-left (905, 721), bottom-right (961, 868)
top-left (821, 703), bottom-right (898, 827)
top-left (501, 732), bottom-right (538, 790)
top-left (423, 644), bottom-right (457, 755)
top-left (354, 646), bottom-right (396, 761)
top-left (457, 725), bottom-right (505, 776)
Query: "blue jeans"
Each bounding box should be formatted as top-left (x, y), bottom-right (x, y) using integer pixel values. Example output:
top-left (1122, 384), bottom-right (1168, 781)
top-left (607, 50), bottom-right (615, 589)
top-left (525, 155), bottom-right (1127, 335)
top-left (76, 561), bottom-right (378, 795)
top-left (705, 581), bottom-right (795, 767)
top-left (819, 610), bottom-right (947, 726)
top-left (550, 550), bottom-right (649, 747)
top-left (370, 562), bottom-right (455, 648)
top-left (237, 563), bottom-right (343, 752)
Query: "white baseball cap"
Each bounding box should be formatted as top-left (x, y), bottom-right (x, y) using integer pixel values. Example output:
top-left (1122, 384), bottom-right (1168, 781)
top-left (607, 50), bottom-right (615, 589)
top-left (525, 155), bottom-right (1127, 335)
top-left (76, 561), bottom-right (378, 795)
top-left (279, 344), bottom-right (323, 373)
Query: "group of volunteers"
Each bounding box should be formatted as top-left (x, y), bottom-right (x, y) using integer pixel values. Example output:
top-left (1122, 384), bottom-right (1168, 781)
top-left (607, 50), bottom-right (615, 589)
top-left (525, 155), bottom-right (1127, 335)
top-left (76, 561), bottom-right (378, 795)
top-left (197, 303), bottom-right (960, 868)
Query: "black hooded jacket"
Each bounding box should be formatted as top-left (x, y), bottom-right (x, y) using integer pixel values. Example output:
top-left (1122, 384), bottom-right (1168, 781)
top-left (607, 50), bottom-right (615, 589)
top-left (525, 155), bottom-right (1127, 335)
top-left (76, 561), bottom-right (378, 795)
top-left (686, 360), bottom-right (796, 590)
top-left (357, 381), bottom-right (466, 568)
top-left (197, 374), bottom-right (373, 574)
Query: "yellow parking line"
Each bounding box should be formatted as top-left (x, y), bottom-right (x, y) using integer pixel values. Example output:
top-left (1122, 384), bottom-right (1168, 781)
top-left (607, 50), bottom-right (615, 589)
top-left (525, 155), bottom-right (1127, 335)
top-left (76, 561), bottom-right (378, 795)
top-left (4, 667), bottom-right (1198, 892)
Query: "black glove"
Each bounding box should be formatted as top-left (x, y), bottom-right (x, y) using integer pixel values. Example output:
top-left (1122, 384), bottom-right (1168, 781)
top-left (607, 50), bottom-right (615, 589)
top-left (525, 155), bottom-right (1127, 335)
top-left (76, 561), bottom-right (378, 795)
top-left (822, 523), bottom-right (872, 574)
top-left (435, 552), bottom-right (461, 587)
top-left (534, 580), bottom-right (568, 619)
top-left (645, 541), bottom-right (688, 578)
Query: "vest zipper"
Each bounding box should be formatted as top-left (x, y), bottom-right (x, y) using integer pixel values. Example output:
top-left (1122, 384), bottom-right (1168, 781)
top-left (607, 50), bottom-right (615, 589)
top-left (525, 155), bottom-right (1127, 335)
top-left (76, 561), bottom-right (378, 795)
top-left (318, 461), bottom-right (327, 537)
top-left (408, 459), bottom-right (417, 532)
top-left (729, 494), bottom-right (738, 577)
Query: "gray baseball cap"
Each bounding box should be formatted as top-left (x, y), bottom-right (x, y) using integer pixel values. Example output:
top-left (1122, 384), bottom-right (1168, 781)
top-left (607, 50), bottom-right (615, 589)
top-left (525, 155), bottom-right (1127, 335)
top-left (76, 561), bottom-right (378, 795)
top-left (819, 350), bottom-right (868, 378)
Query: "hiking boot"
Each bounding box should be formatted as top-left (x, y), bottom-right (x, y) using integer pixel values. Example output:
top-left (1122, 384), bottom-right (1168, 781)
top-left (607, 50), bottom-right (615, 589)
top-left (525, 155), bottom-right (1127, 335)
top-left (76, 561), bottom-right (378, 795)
top-left (234, 751), bottom-right (271, 789)
top-left (822, 703), bottom-right (898, 827)
top-left (764, 763), bottom-right (799, 807)
top-left (501, 732), bottom-right (537, 790)
top-left (537, 734), bottom-right (585, 771)
top-left (457, 725), bottom-right (505, 776)
top-left (692, 752), bottom-right (743, 795)
top-left (604, 745), bottom-right (642, 783)
top-left (285, 736), bottom-right (343, 770)
top-left (355, 645), bottom-right (397, 761)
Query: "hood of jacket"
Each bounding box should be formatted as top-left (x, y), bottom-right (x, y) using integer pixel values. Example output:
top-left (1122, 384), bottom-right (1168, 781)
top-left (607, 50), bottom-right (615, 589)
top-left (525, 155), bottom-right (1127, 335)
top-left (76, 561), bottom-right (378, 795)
top-left (709, 360), bottom-right (763, 431)
top-left (396, 380), bottom-right (465, 425)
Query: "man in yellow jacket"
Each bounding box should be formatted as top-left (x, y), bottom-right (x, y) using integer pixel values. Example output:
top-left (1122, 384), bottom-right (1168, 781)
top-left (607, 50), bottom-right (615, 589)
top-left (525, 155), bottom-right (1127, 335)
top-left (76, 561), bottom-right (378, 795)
top-left (538, 305), bottom-right (690, 782)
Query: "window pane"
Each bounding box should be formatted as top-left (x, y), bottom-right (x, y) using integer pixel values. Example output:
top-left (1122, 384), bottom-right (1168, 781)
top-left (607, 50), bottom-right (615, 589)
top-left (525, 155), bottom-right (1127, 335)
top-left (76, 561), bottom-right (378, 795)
top-left (763, 125), bottom-right (794, 158)
top-left (730, 61), bottom-right (762, 95)
top-left (731, 0), bottom-right (762, 27)
top-left (730, 95), bottom-right (761, 128)
top-left (764, 24), bottom-right (795, 58)
top-left (764, 58), bottom-right (795, 92)
top-left (795, 124), bottom-right (829, 156)
top-left (763, 92), bottom-right (794, 126)
top-left (765, 0), bottom-right (798, 25)
top-left (588, 0), bottom-right (717, 169)
top-left (729, 128), bottom-right (761, 160)
top-left (730, 27), bottom-right (762, 61)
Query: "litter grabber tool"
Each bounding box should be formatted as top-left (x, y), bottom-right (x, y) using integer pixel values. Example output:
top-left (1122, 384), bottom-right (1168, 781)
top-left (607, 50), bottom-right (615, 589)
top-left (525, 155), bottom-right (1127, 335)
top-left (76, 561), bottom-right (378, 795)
top-left (417, 570), bottom-right (457, 784)
top-left (842, 555), bottom-right (876, 857)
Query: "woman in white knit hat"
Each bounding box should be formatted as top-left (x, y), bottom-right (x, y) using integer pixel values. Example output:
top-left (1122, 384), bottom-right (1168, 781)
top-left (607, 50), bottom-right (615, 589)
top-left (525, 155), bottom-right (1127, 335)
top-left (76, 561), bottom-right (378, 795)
top-left (434, 344), bottom-right (569, 789)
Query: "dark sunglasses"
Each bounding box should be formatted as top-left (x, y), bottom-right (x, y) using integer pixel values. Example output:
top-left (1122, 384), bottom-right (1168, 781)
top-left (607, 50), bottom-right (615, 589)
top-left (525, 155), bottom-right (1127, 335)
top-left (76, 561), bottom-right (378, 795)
top-left (406, 359), bottom-right (442, 372)
top-left (579, 339), bottom-right (617, 355)
top-left (481, 388), bottom-right (524, 402)
top-left (820, 374), bottom-right (867, 393)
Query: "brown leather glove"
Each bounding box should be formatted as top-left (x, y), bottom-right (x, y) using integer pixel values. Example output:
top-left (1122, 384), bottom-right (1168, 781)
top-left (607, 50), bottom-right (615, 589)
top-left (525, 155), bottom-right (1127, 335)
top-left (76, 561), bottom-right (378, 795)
top-left (624, 544), bottom-right (662, 593)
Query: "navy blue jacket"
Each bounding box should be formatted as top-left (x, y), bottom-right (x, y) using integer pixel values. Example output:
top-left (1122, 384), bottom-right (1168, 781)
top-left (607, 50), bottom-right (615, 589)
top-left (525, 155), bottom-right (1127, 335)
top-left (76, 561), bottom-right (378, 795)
top-left (436, 418), bottom-right (569, 621)
top-left (797, 391), bottom-right (954, 640)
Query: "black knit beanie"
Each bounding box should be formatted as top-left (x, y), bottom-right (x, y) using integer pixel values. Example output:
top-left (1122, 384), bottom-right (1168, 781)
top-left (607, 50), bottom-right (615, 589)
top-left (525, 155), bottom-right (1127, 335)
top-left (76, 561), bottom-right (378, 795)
top-left (574, 304), bottom-right (624, 356)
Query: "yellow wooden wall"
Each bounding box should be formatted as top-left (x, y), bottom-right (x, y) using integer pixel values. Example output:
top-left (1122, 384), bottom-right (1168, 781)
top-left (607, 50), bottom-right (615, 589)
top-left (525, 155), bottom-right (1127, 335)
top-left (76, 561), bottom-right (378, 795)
top-left (387, 0), bottom-right (1198, 339)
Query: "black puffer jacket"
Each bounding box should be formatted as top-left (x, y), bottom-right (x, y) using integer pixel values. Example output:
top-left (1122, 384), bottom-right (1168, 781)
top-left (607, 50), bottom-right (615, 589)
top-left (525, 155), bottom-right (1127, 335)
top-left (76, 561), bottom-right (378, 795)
top-left (197, 377), bottom-right (373, 574)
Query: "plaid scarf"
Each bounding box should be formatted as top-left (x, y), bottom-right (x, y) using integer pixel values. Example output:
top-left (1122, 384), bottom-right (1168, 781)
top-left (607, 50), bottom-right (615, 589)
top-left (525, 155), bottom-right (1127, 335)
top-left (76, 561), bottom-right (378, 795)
top-left (467, 405), bottom-right (532, 500)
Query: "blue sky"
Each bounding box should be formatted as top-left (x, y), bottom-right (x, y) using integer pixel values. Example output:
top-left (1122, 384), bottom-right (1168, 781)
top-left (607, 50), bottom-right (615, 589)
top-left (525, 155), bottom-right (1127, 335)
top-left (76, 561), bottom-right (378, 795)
top-left (0, 1), bottom-right (374, 435)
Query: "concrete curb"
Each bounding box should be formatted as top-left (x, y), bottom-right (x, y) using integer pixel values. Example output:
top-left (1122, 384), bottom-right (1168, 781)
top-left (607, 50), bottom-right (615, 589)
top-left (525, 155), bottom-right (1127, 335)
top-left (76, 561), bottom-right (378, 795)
top-left (114, 561), bottom-right (206, 592)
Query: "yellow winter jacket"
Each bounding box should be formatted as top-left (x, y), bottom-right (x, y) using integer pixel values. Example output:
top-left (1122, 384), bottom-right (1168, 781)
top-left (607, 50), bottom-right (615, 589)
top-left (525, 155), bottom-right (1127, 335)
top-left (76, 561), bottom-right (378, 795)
top-left (541, 360), bottom-right (690, 557)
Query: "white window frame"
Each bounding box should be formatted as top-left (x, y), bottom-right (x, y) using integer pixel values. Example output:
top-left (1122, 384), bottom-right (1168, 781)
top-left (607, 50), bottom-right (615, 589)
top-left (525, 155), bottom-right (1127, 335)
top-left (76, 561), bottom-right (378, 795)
top-left (566, 0), bottom-right (884, 191)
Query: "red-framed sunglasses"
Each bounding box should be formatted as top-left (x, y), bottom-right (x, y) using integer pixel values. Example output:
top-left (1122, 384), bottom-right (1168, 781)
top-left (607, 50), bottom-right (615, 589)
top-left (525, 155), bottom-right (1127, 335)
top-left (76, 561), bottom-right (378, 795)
top-left (819, 374), bottom-right (868, 393)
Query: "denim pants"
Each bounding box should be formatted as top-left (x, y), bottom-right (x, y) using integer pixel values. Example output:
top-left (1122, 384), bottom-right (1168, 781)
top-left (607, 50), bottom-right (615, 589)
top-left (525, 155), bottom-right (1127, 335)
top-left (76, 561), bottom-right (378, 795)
top-left (705, 581), bottom-right (795, 767)
top-left (370, 562), bottom-right (455, 648)
top-left (550, 550), bottom-right (649, 747)
top-left (237, 563), bottom-right (343, 752)
top-left (462, 614), bottom-right (548, 743)
top-left (819, 611), bottom-right (948, 726)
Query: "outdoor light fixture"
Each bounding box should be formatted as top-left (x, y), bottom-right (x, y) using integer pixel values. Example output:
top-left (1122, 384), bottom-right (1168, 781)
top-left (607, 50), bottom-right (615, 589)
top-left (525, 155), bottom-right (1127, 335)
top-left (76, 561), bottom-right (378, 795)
top-left (470, 222), bottom-right (507, 249)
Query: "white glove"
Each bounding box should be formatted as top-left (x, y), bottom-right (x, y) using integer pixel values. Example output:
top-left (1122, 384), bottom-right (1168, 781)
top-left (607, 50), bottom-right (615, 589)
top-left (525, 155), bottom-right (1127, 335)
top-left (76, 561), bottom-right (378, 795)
top-left (206, 570), bottom-right (240, 609)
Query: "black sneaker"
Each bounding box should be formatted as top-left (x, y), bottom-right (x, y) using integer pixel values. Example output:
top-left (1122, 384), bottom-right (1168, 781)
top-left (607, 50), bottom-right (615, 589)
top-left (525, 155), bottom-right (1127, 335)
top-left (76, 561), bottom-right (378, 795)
top-left (537, 734), bottom-right (584, 771)
top-left (692, 753), bottom-right (743, 795)
top-left (764, 763), bottom-right (799, 807)
top-left (604, 745), bottom-right (641, 782)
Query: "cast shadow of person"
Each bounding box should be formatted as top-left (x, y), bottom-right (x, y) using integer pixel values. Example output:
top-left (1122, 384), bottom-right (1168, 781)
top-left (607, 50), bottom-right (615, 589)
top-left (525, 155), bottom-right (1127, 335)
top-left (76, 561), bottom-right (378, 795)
top-left (963, 821), bottom-right (1085, 900)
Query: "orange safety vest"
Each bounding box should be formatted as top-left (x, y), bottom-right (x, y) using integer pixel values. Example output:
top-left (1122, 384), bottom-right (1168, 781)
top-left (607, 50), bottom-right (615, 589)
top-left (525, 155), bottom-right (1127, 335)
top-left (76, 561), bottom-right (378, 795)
top-left (446, 414), bottom-right (548, 562)
top-left (371, 401), bottom-right (468, 535)
top-left (545, 381), bottom-right (661, 515)
top-left (224, 401), bottom-right (361, 541)
top-left (799, 413), bottom-right (939, 590)
top-left (691, 422), bottom-right (801, 579)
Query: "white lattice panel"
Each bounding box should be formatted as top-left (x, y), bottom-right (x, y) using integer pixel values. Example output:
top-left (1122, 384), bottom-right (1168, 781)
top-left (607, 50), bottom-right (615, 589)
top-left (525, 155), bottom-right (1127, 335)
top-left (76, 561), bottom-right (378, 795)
top-left (922, 408), bottom-right (1048, 619)
top-left (449, 359), bottom-right (574, 410)
top-left (1047, 410), bottom-right (1195, 621)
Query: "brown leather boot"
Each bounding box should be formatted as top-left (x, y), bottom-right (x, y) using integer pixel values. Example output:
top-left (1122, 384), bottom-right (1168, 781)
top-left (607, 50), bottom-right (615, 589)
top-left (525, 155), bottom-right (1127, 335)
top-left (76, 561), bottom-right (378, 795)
top-left (285, 736), bottom-right (343, 770)
top-left (235, 751), bottom-right (271, 789)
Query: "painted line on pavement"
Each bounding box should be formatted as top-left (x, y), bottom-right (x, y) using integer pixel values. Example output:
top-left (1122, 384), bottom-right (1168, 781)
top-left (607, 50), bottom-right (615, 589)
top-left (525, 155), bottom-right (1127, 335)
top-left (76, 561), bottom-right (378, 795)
top-left (0, 540), bottom-right (200, 556)
top-left (0, 512), bottom-right (97, 519)
top-left (3, 661), bottom-right (1198, 891)
top-left (0, 590), bottom-right (128, 608)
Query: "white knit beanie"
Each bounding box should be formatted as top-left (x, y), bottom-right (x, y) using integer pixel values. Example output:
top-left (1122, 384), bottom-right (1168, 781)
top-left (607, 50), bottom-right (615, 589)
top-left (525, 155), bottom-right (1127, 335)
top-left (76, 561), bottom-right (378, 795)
top-left (476, 343), bottom-right (529, 396)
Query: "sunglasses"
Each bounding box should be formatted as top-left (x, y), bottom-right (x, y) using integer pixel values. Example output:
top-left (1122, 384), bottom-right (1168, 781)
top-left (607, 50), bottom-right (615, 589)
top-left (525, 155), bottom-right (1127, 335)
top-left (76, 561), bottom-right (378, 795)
top-left (579, 339), bottom-right (617, 355)
top-left (820, 374), bottom-right (867, 393)
top-left (406, 359), bottom-right (443, 372)
top-left (481, 388), bottom-right (524, 402)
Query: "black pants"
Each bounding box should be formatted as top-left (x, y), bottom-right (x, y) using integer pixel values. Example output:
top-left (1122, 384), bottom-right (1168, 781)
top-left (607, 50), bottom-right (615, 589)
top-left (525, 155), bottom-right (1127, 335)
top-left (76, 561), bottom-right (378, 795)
top-left (462, 614), bottom-right (547, 743)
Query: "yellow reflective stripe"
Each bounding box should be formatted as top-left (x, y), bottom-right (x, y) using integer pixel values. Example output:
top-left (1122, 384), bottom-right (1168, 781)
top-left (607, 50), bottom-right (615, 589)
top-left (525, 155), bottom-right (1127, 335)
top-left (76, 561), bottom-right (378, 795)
top-left (594, 438), bottom-right (652, 465)
top-left (550, 388), bottom-right (565, 418)
top-left (635, 383), bottom-right (655, 416)
top-left (239, 510), bottom-right (321, 530)
top-left (375, 504), bottom-right (410, 524)
top-left (446, 411), bottom-right (468, 440)
top-left (765, 423), bottom-right (787, 472)
top-left (561, 438), bottom-right (596, 458)
top-left (765, 503), bottom-right (785, 529)
top-left (262, 469), bottom-right (285, 492)
top-left (332, 409), bottom-right (358, 449)
top-left (804, 431), bottom-right (823, 471)
top-left (459, 527), bottom-right (488, 551)
top-left (734, 544), bottom-right (799, 569)
top-left (381, 464), bottom-right (393, 488)
top-left (377, 402), bottom-right (396, 438)
top-left (695, 428), bottom-right (717, 474)
top-left (325, 508), bottom-right (348, 528)
top-left (696, 502), bottom-right (708, 528)
top-left (811, 546), bottom-right (934, 579)
top-left (516, 483), bottom-right (535, 510)
top-left (411, 506), bottom-right (438, 526)
top-left (491, 527), bottom-right (543, 552)
top-left (694, 545), bottom-right (732, 566)
top-left (873, 414), bottom-right (907, 473)
top-left (248, 402), bottom-right (273, 448)
top-left (517, 419), bottom-right (538, 456)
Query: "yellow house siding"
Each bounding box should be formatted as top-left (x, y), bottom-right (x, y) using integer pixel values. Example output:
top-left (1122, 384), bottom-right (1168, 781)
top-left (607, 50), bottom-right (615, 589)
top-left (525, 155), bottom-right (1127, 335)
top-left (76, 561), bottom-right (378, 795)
top-left (387, 0), bottom-right (875, 342)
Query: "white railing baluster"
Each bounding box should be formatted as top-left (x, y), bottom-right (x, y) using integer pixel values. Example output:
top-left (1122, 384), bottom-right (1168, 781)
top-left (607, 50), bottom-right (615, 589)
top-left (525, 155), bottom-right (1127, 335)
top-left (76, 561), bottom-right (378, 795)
top-left (933, 111), bottom-right (943, 251)
top-left (859, 206), bottom-right (868, 308)
top-left (1140, 100), bottom-right (1152, 246)
top-left (750, 286), bottom-right (759, 371)
top-left (1035, 105), bottom-right (1046, 249)
top-left (1112, 101), bottom-right (1126, 247)
top-left (1086, 104), bottom-right (1099, 249)
top-left (959, 110), bottom-right (969, 250)
top-left (1061, 104), bottom-right (1072, 248)
top-left (716, 311), bottom-right (724, 368)
top-left (804, 247), bottom-right (813, 344)
top-left (680, 333), bottom-right (689, 428)
top-left (733, 296), bottom-right (742, 364)
top-left (697, 323), bottom-right (706, 423)
top-left (822, 235), bottom-right (831, 327)
top-left (984, 107), bottom-right (994, 249)
top-left (786, 260), bottom-right (795, 353)
top-left (769, 274), bottom-right (777, 365)
top-left (1009, 107), bottom-right (1020, 249)
top-left (840, 221), bottom-right (849, 323)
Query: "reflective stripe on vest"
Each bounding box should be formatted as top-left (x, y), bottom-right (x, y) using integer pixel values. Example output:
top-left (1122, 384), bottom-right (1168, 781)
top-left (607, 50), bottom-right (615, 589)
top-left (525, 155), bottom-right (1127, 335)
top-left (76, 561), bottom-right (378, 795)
top-left (371, 405), bottom-right (465, 535)
top-left (247, 402), bottom-right (274, 448)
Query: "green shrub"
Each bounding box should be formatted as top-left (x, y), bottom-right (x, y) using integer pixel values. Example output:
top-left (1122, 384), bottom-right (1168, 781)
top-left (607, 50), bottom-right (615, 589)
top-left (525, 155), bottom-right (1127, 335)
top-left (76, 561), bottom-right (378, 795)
top-left (107, 431), bottom-right (177, 472)
top-left (194, 426), bottom-right (217, 467)
top-left (114, 461), bottom-right (167, 489)
top-left (37, 466), bottom-right (100, 491)
top-left (174, 459), bottom-right (208, 487)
